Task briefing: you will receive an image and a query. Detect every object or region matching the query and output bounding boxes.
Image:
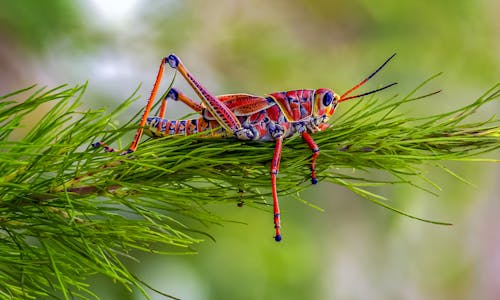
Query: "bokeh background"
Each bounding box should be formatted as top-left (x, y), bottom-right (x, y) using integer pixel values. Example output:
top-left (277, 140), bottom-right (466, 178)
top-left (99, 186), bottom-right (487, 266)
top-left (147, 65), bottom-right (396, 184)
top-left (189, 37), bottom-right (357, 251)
top-left (1, 0), bottom-right (499, 299)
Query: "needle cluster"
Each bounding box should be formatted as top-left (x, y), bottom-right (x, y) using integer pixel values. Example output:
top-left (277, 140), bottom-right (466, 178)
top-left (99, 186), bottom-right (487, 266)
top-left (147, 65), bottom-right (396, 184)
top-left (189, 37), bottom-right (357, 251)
top-left (0, 79), bottom-right (498, 299)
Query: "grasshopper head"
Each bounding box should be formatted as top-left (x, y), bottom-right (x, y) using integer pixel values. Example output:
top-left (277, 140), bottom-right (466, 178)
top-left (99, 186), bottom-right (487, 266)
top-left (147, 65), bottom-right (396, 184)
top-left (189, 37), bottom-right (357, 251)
top-left (313, 88), bottom-right (340, 124)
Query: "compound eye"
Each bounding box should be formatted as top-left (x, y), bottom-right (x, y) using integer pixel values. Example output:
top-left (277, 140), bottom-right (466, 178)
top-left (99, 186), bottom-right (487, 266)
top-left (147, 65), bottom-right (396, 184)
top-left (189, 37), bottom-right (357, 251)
top-left (322, 91), bottom-right (334, 106)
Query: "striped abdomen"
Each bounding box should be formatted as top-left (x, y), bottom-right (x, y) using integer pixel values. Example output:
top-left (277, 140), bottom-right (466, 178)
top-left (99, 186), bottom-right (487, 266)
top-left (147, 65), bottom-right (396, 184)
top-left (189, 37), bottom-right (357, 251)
top-left (144, 116), bottom-right (227, 138)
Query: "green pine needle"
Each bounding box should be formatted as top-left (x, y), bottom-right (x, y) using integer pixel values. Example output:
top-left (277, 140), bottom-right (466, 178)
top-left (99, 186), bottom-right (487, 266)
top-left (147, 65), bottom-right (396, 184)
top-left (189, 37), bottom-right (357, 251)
top-left (0, 79), bottom-right (498, 299)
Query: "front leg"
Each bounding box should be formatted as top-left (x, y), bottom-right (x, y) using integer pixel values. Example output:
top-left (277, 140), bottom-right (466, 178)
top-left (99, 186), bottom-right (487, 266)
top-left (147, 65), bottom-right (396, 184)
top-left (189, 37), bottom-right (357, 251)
top-left (166, 54), bottom-right (242, 135)
top-left (301, 132), bottom-right (320, 184)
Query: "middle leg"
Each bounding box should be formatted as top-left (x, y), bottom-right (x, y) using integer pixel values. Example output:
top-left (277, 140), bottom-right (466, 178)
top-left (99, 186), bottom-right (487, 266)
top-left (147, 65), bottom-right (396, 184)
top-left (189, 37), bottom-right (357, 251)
top-left (271, 136), bottom-right (284, 242)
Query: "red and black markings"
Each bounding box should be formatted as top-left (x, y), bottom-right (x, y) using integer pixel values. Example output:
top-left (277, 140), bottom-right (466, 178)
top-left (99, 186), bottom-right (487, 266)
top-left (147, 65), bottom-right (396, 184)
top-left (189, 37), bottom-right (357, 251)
top-left (268, 89), bottom-right (316, 122)
top-left (95, 53), bottom-right (397, 242)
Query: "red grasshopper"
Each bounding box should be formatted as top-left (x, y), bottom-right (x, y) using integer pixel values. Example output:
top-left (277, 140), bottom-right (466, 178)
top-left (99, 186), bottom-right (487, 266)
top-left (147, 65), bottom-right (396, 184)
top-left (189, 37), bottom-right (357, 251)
top-left (94, 53), bottom-right (396, 242)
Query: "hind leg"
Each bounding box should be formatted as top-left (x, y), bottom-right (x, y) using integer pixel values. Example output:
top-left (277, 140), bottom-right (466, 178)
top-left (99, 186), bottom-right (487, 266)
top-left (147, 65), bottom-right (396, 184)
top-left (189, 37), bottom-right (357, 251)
top-left (166, 54), bottom-right (255, 140)
top-left (93, 58), bottom-right (207, 153)
top-left (93, 58), bottom-right (169, 153)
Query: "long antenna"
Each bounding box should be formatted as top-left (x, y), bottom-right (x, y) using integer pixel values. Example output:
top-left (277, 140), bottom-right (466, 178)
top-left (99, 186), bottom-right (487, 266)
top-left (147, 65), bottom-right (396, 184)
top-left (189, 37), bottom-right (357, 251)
top-left (339, 82), bottom-right (397, 102)
top-left (339, 53), bottom-right (397, 101)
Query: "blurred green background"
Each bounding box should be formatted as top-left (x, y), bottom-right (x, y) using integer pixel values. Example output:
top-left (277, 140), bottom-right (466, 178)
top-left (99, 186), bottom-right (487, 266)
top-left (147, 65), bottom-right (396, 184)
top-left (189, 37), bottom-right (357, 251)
top-left (0, 0), bottom-right (498, 299)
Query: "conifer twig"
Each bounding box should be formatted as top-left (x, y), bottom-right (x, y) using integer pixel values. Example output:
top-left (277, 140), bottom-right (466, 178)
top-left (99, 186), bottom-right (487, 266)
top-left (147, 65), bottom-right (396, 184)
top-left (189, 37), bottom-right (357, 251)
top-left (0, 80), bottom-right (498, 299)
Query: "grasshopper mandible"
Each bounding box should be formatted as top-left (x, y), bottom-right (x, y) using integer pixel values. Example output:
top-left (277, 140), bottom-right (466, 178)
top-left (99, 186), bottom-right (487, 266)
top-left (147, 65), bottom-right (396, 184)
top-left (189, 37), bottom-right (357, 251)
top-left (94, 53), bottom-right (397, 241)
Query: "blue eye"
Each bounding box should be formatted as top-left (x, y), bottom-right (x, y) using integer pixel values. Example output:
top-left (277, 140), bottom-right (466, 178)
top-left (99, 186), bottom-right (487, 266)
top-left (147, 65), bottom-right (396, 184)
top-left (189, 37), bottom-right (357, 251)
top-left (322, 91), bottom-right (333, 106)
